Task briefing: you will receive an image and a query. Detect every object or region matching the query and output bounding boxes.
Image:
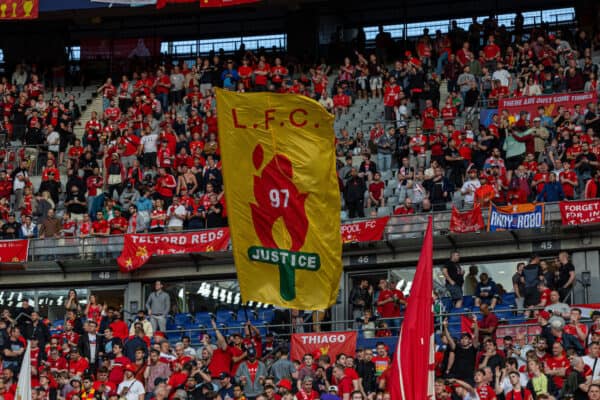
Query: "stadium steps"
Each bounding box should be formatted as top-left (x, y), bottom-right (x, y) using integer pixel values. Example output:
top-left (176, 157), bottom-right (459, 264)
top-left (74, 94), bottom-right (103, 140)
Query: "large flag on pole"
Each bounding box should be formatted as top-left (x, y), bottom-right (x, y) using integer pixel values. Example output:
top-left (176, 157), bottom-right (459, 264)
top-left (15, 340), bottom-right (31, 400)
top-left (389, 216), bottom-right (435, 400)
top-left (216, 89), bottom-right (341, 311)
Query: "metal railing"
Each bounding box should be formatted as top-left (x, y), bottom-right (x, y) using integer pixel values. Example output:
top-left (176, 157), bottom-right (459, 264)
top-left (21, 199), bottom-right (575, 261)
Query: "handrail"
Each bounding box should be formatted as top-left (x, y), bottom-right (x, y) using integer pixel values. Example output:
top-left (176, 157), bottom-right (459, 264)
top-left (17, 199), bottom-right (591, 261)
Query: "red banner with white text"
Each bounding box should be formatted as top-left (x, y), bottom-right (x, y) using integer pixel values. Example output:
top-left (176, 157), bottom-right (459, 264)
top-left (291, 331), bottom-right (357, 363)
top-left (340, 217), bottom-right (389, 243)
top-left (499, 92), bottom-right (597, 120)
top-left (117, 229), bottom-right (230, 272)
top-left (559, 200), bottom-right (600, 226)
top-left (0, 0), bottom-right (38, 20)
top-left (450, 204), bottom-right (484, 233)
top-left (0, 240), bottom-right (29, 263)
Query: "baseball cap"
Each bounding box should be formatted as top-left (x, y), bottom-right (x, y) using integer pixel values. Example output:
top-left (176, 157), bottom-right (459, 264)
top-left (278, 378), bottom-right (292, 391)
top-left (218, 372), bottom-right (230, 379)
top-left (328, 385), bottom-right (339, 392)
top-left (247, 347), bottom-right (257, 357)
top-left (539, 310), bottom-right (551, 320)
top-left (124, 363), bottom-right (137, 373)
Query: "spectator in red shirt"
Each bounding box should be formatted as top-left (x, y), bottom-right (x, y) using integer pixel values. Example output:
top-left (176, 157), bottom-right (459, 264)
top-left (367, 172), bottom-right (385, 208)
top-left (332, 365), bottom-right (354, 400)
top-left (421, 99), bottom-right (439, 133)
top-left (394, 197), bottom-right (415, 215)
top-left (376, 279), bottom-right (405, 334)
top-left (333, 88), bottom-right (351, 118)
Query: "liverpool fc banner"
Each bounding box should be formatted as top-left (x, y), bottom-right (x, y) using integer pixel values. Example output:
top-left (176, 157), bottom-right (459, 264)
top-left (341, 217), bottom-right (389, 243)
top-left (488, 203), bottom-right (544, 232)
top-left (117, 229), bottom-right (230, 272)
top-left (217, 89), bottom-right (341, 310)
top-left (0, 240), bottom-right (29, 263)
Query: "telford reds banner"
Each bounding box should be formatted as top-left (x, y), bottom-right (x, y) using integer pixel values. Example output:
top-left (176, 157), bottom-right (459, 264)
top-left (559, 200), bottom-right (600, 226)
top-left (80, 38), bottom-right (162, 60)
top-left (117, 229), bottom-right (230, 272)
top-left (0, 240), bottom-right (29, 263)
top-left (341, 217), bottom-right (389, 243)
top-left (0, 0), bottom-right (38, 20)
top-left (290, 331), bottom-right (357, 363)
top-left (498, 92), bottom-right (597, 120)
top-left (487, 203), bottom-right (545, 232)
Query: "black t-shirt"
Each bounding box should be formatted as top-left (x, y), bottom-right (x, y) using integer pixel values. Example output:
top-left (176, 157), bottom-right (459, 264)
top-left (444, 261), bottom-right (464, 286)
top-left (444, 147), bottom-right (462, 170)
top-left (451, 345), bottom-right (477, 380)
top-left (206, 203), bottom-right (225, 228)
top-left (3, 338), bottom-right (24, 362)
top-left (557, 262), bottom-right (575, 288)
top-left (575, 152), bottom-right (597, 175)
top-left (65, 192), bottom-right (87, 214)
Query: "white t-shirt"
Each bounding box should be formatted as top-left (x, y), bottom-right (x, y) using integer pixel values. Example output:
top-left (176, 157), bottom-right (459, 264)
top-left (461, 179), bottom-right (481, 204)
top-left (492, 69), bottom-right (511, 87)
top-left (141, 133), bottom-right (158, 153)
top-left (582, 355), bottom-right (600, 380)
top-left (47, 130), bottom-right (60, 152)
top-left (117, 379), bottom-right (145, 400)
top-left (167, 205), bottom-right (187, 228)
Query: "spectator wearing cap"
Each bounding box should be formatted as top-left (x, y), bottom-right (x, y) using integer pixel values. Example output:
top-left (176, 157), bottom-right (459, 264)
top-left (117, 363), bottom-right (145, 400)
top-left (216, 372), bottom-right (234, 399)
top-left (236, 346), bottom-right (267, 398)
top-left (68, 347), bottom-right (90, 378)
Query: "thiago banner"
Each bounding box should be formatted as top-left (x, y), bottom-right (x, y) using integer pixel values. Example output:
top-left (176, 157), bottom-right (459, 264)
top-left (559, 200), bottom-right (600, 226)
top-left (117, 229), bottom-right (230, 272)
top-left (0, 240), bottom-right (28, 263)
top-left (488, 203), bottom-right (545, 232)
top-left (291, 332), bottom-right (357, 363)
top-left (217, 89), bottom-right (342, 310)
top-left (0, 0), bottom-right (38, 20)
top-left (499, 92), bottom-right (597, 120)
top-left (450, 204), bottom-right (484, 233)
top-left (341, 217), bottom-right (389, 243)
top-left (80, 38), bottom-right (161, 60)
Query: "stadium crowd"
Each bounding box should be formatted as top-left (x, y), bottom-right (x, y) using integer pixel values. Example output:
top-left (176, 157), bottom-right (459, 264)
top-left (0, 13), bottom-right (598, 400)
top-left (0, 250), bottom-right (599, 400)
top-left (0, 19), bottom-right (597, 236)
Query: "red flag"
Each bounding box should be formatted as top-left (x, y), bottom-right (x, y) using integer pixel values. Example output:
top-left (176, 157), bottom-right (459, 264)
top-left (340, 217), bottom-right (389, 243)
top-left (389, 216), bottom-right (434, 400)
top-left (461, 315), bottom-right (475, 337)
top-left (156, 0), bottom-right (196, 9)
top-left (449, 204), bottom-right (484, 233)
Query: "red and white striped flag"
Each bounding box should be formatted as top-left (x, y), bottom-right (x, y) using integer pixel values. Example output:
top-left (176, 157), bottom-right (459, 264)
top-left (389, 216), bottom-right (435, 400)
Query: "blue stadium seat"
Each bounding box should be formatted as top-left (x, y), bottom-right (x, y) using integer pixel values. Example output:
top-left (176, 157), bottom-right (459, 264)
top-left (462, 296), bottom-right (474, 309)
top-left (174, 313), bottom-right (191, 327)
top-left (502, 293), bottom-right (516, 306)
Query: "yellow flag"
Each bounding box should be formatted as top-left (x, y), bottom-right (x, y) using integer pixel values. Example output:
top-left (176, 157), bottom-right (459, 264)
top-left (217, 89), bottom-right (342, 310)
